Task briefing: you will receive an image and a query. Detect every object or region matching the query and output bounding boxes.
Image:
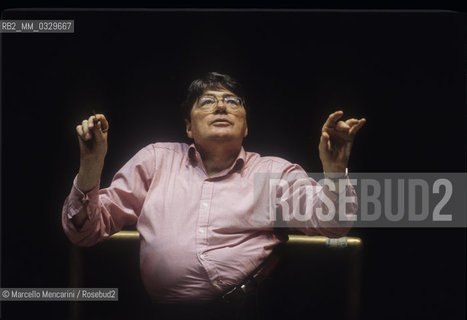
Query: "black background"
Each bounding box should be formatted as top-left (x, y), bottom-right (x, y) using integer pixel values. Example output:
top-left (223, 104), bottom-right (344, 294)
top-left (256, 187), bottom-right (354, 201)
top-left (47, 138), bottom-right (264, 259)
top-left (1, 8), bottom-right (465, 320)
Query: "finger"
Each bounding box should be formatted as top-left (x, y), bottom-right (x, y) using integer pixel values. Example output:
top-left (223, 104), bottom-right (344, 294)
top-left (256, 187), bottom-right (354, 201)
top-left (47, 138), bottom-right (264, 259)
top-left (345, 118), bottom-right (359, 126)
top-left (81, 120), bottom-right (92, 141)
top-left (335, 120), bottom-right (350, 132)
top-left (349, 118), bottom-right (366, 136)
top-left (93, 121), bottom-right (107, 142)
top-left (322, 126), bottom-right (350, 144)
top-left (76, 125), bottom-right (85, 141)
top-left (92, 114), bottom-right (109, 142)
top-left (94, 114), bottom-right (109, 132)
top-left (322, 110), bottom-right (344, 131)
top-left (87, 115), bottom-right (95, 130)
top-left (319, 131), bottom-right (330, 154)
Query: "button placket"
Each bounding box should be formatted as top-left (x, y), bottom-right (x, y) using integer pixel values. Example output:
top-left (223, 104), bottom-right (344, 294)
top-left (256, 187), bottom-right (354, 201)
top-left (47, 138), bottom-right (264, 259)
top-left (196, 179), bottom-right (219, 283)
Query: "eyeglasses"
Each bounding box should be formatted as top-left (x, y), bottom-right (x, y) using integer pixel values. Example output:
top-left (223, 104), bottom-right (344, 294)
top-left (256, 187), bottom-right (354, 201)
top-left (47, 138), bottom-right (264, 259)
top-left (196, 95), bottom-right (244, 111)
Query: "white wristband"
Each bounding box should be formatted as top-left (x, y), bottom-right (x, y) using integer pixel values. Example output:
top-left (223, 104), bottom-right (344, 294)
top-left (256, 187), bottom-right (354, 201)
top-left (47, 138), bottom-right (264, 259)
top-left (324, 168), bottom-right (348, 181)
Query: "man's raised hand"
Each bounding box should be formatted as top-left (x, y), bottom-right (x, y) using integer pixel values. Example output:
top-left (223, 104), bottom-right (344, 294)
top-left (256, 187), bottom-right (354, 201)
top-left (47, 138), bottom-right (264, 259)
top-left (75, 113), bottom-right (109, 192)
top-left (76, 114), bottom-right (109, 161)
top-left (318, 110), bottom-right (365, 177)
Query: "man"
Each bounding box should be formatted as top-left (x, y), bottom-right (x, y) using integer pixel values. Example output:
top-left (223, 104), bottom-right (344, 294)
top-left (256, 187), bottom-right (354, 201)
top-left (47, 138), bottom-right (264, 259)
top-left (62, 72), bottom-right (365, 318)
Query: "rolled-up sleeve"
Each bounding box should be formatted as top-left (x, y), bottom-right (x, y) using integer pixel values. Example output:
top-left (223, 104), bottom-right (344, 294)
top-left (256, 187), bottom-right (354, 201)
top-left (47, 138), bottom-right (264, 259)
top-left (62, 144), bottom-right (156, 246)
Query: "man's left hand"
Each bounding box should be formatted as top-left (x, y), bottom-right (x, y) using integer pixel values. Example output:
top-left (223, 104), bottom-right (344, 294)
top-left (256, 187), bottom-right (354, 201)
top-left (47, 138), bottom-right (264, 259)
top-left (319, 110), bottom-right (366, 177)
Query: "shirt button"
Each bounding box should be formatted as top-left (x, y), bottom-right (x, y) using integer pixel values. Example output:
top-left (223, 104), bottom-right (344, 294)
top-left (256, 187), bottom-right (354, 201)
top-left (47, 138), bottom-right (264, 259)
top-left (199, 253), bottom-right (206, 260)
top-left (202, 202), bottom-right (208, 208)
top-left (198, 228), bottom-right (204, 234)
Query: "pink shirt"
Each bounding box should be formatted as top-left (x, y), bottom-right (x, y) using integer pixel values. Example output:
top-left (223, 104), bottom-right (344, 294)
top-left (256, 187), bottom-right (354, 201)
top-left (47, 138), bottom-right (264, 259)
top-left (62, 142), bottom-right (357, 302)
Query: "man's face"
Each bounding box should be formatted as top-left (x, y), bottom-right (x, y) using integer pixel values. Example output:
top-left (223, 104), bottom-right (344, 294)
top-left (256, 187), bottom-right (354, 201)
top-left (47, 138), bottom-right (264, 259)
top-left (185, 88), bottom-right (248, 144)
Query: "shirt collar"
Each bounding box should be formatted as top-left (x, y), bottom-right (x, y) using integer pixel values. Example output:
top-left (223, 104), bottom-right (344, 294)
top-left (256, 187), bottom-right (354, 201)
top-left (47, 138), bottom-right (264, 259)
top-left (186, 143), bottom-right (246, 175)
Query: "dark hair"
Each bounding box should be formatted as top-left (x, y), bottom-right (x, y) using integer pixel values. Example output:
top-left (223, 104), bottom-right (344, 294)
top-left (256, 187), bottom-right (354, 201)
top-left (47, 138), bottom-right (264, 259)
top-left (181, 72), bottom-right (248, 121)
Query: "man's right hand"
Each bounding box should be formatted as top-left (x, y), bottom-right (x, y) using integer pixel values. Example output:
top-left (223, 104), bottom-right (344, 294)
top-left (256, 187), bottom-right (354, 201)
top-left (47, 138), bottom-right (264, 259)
top-left (75, 114), bottom-right (109, 193)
